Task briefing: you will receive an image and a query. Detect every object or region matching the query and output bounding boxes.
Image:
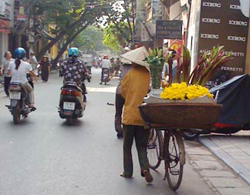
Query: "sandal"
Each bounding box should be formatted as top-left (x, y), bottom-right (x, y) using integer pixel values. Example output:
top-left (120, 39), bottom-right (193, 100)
top-left (120, 172), bottom-right (132, 178)
top-left (142, 170), bottom-right (153, 183)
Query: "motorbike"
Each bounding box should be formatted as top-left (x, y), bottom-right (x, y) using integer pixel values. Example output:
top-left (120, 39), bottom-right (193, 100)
top-left (58, 82), bottom-right (86, 125)
top-left (183, 74), bottom-right (250, 140)
top-left (6, 82), bottom-right (34, 124)
top-left (102, 68), bottom-right (110, 85)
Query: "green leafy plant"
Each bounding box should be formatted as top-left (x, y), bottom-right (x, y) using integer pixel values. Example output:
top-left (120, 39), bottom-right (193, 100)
top-left (173, 45), bottom-right (232, 86)
top-left (144, 48), bottom-right (166, 89)
top-left (144, 48), bottom-right (165, 67)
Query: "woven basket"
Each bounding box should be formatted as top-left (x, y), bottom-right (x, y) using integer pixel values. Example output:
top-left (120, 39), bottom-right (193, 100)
top-left (139, 103), bottom-right (222, 129)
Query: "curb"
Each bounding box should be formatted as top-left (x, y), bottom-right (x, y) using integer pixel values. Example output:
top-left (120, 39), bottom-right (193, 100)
top-left (199, 137), bottom-right (250, 186)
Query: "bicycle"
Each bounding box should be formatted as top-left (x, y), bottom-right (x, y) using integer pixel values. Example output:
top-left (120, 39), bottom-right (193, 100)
top-left (147, 127), bottom-right (185, 191)
top-left (139, 102), bottom-right (221, 191)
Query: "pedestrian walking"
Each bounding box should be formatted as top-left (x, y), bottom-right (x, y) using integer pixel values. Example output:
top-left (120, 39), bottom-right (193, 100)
top-left (40, 55), bottom-right (51, 82)
top-left (0, 51), bottom-right (14, 96)
top-left (29, 51), bottom-right (38, 71)
top-left (120, 46), bottom-right (153, 183)
top-left (115, 49), bottom-right (132, 139)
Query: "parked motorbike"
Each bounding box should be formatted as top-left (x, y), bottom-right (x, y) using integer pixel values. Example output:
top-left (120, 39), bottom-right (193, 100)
top-left (183, 74), bottom-right (250, 140)
top-left (6, 82), bottom-right (34, 124)
top-left (58, 82), bottom-right (86, 125)
top-left (102, 68), bottom-right (110, 85)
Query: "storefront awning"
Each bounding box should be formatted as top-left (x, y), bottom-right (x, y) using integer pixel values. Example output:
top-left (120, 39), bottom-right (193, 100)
top-left (0, 19), bottom-right (10, 34)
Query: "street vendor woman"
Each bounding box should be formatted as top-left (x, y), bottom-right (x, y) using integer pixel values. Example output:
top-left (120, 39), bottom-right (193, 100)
top-left (120, 46), bottom-right (153, 183)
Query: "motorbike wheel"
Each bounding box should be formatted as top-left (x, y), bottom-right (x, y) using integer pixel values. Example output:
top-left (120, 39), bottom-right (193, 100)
top-left (182, 131), bottom-right (200, 141)
top-left (66, 117), bottom-right (74, 125)
top-left (12, 106), bottom-right (21, 124)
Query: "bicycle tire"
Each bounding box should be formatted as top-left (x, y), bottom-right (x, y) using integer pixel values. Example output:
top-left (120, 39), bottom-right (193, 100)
top-left (165, 131), bottom-right (184, 191)
top-left (147, 128), bottom-right (163, 170)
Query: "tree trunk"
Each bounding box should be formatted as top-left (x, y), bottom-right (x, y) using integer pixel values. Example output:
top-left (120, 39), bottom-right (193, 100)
top-left (37, 12), bottom-right (88, 60)
top-left (52, 23), bottom-right (89, 68)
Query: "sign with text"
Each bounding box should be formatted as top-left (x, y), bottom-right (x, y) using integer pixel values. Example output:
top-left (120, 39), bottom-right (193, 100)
top-left (156, 20), bottom-right (183, 39)
top-left (198, 0), bottom-right (249, 80)
top-left (0, 19), bottom-right (10, 33)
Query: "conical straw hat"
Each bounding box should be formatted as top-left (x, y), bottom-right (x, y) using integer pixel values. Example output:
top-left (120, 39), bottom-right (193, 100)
top-left (121, 57), bottom-right (132, 64)
top-left (121, 46), bottom-right (150, 71)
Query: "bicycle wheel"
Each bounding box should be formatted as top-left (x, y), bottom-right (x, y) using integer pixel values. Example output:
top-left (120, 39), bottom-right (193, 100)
top-left (165, 131), bottom-right (185, 191)
top-left (147, 128), bottom-right (163, 170)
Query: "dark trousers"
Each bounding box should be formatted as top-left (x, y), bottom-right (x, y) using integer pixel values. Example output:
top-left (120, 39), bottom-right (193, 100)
top-left (115, 94), bottom-right (125, 133)
top-left (41, 70), bottom-right (49, 82)
top-left (4, 77), bottom-right (11, 96)
top-left (123, 125), bottom-right (150, 177)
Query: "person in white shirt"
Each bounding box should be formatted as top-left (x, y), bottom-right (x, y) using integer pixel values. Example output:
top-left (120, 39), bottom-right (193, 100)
top-left (0, 51), bottom-right (14, 96)
top-left (8, 48), bottom-right (37, 109)
top-left (29, 52), bottom-right (38, 70)
top-left (100, 54), bottom-right (110, 84)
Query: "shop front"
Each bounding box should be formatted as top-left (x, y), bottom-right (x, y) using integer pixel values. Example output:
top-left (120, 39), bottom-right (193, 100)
top-left (187, 0), bottom-right (250, 80)
top-left (0, 18), bottom-right (10, 65)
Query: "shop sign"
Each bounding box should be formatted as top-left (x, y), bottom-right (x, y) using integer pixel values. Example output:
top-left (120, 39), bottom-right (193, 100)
top-left (16, 14), bottom-right (27, 21)
top-left (156, 20), bottom-right (183, 39)
top-left (0, 18), bottom-right (10, 33)
top-left (198, 0), bottom-right (249, 79)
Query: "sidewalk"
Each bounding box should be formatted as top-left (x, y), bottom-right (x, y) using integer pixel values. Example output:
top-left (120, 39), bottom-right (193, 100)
top-left (199, 132), bottom-right (250, 187)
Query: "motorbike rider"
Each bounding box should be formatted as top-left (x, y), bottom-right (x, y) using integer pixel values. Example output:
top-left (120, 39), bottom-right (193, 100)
top-left (100, 54), bottom-right (110, 85)
top-left (59, 47), bottom-right (87, 109)
top-left (8, 47), bottom-right (37, 110)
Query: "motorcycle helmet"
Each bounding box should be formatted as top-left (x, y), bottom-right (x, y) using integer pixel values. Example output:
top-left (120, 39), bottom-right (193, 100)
top-left (68, 47), bottom-right (79, 57)
top-left (14, 47), bottom-right (26, 59)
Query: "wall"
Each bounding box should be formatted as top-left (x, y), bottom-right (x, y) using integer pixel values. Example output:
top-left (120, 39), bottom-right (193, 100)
top-left (186, 0), bottom-right (201, 71)
top-left (0, 0), bottom-right (14, 64)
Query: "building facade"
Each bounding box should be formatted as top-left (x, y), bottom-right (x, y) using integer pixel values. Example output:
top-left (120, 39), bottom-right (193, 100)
top-left (186, 0), bottom-right (250, 79)
top-left (0, 0), bottom-right (14, 65)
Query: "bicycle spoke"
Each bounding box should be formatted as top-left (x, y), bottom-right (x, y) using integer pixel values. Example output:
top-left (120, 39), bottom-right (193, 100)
top-left (165, 131), bottom-right (184, 191)
top-left (147, 129), bottom-right (162, 169)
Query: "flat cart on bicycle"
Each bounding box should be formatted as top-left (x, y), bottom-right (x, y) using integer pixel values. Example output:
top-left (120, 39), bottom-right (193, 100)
top-left (139, 102), bottom-right (222, 191)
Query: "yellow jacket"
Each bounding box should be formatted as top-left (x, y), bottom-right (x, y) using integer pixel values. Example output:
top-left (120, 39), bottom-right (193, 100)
top-left (121, 66), bottom-right (150, 126)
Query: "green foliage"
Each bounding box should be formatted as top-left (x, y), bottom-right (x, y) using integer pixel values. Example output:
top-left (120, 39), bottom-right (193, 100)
top-left (73, 26), bottom-right (107, 52)
top-left (103, 31), bottom-right (120, 52)
top-left (101, 0), bottom-right (136, 45)
top-left (102, 22), bottom-right (132, 52)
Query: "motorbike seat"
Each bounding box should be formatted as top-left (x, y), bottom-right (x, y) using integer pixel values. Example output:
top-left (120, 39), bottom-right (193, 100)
top-left (62, 83), bottom-right (82, 92)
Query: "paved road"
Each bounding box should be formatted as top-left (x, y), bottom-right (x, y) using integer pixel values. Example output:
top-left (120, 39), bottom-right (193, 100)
top-left (0, 69), bottom-right (215, 195)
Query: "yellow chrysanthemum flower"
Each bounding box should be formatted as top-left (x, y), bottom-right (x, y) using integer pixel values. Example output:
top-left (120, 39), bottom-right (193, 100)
top-left (161, 83), bottom-right (214, 100)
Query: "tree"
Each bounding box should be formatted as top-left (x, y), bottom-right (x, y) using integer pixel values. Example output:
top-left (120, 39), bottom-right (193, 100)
top-left (101, 0), bottom-right (136, 47)
top-left (23, 0), bottom-right (113, 61)
top-left (73, 26), bottom-right (107, 52)
top-left (103, 23), bottom-right (131, 52)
